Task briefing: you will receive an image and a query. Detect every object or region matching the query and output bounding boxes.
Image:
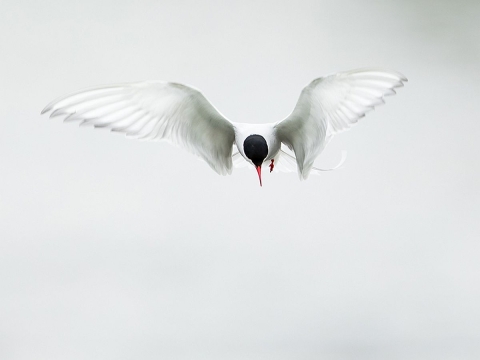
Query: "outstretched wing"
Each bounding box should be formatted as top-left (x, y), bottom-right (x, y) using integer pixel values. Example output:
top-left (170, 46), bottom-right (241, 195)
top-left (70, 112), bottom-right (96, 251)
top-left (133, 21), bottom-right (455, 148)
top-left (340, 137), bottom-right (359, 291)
top-left (42, 81), bottom-right (236, 175)
top-left (275, 68), bottom-right (407, 179)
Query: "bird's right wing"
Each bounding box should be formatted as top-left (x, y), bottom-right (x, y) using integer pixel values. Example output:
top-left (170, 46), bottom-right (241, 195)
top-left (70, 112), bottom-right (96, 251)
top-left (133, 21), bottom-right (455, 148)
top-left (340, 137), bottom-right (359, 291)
top-left (42, 81), bottom-right (236, 175)
top-left (275, 68), bottom-right (407, 179)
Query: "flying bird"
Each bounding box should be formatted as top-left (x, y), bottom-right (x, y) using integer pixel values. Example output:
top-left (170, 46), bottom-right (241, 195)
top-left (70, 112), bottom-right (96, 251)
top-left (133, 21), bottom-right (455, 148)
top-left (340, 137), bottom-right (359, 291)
top-left (41, 68), bottom-right (407, 186)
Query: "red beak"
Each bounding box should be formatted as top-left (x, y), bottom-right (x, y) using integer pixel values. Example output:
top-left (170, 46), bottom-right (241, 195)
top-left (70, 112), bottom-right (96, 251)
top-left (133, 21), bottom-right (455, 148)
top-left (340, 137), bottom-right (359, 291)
top-left (256, 166), bottom-right (262, 187)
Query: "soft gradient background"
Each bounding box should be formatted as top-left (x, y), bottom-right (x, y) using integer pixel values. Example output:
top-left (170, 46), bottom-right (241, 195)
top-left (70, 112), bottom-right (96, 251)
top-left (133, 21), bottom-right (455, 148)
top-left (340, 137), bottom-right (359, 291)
top-left (1, 0), bottom-right (479, 359)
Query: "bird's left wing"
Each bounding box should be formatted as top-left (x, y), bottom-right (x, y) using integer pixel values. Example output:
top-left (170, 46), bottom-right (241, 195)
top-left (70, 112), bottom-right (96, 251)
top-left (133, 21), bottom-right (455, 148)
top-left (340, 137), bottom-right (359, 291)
top-left (275, 68), bottom-right (407, 179)
top-left (42, 81), bottom-right (236, 175)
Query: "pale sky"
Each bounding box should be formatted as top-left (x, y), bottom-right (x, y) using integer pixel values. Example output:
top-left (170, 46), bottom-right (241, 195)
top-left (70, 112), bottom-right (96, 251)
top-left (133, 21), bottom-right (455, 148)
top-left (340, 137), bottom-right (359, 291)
top-left (1, 0), bottom-right (479, 359)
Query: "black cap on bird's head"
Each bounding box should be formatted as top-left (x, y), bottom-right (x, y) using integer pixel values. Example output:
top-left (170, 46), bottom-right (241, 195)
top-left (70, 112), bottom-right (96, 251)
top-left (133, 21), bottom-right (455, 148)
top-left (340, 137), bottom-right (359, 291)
top-left (243, 134), bottom-right (268, 186)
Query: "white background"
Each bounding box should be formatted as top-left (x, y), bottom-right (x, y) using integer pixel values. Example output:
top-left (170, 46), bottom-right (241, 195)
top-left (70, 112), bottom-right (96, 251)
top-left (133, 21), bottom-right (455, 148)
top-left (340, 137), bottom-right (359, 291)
top-left (1, 0), bottom-right (479, 359)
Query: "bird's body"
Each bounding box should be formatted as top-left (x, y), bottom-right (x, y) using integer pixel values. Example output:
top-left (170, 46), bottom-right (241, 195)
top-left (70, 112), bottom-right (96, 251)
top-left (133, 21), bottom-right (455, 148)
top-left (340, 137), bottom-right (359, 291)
top-left (42, 68), bottom-right (407, 185)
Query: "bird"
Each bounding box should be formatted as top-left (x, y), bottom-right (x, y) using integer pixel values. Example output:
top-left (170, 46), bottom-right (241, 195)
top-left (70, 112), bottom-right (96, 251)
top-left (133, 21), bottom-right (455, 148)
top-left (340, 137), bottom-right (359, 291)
top-left (41, 68), bottom-right (407, 186)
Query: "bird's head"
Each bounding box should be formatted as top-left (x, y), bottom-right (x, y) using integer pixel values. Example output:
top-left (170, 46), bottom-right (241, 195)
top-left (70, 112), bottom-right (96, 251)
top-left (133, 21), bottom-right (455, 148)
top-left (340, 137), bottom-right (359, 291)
top-left (243, 134), bottom-right (268, 186)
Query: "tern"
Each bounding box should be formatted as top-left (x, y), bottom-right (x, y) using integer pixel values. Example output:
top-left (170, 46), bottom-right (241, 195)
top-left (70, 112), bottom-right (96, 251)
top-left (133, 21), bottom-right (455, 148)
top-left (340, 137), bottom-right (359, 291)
top-left (41, 68), bottom-right (407, 186)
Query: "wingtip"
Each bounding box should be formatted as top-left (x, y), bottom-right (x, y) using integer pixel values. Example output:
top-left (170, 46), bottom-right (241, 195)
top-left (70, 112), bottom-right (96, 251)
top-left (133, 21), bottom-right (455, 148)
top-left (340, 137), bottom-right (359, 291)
top-left (349, 68), bottom-right (408, 83)
top-left (394, 70), bottom-right (408, 82)
top-left (41, 99), bottom-right (60, 115)
top-left (40, 106), bottom-right (51, 115)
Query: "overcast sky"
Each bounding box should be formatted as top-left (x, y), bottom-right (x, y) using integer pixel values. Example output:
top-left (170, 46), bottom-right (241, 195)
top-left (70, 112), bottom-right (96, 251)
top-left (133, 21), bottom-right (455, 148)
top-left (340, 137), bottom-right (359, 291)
top-left (1, 0), bottom-right (479, 359)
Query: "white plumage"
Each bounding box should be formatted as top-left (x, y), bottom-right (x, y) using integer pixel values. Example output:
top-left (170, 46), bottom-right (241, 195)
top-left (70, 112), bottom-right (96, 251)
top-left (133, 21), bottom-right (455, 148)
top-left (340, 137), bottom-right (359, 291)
top-left (42, 68), bottom-right (407, 184)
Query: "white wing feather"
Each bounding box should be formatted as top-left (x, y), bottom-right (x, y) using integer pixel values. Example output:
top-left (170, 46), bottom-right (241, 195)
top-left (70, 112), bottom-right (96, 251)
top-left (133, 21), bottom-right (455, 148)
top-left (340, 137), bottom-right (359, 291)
top-left (42, 81), bottom-right (236, 175)
top-left (275, 68), bottom-right (407, 179)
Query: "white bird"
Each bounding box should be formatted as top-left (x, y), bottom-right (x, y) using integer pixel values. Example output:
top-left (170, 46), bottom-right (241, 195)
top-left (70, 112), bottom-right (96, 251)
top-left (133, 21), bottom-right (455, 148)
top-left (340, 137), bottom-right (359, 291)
top-left (41, 68), bottom-right (407, 186)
